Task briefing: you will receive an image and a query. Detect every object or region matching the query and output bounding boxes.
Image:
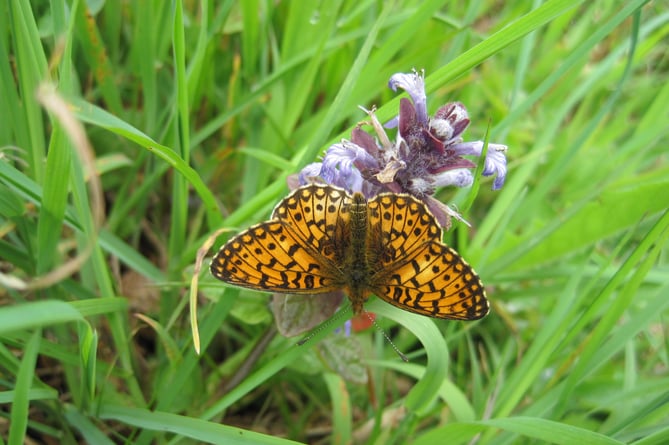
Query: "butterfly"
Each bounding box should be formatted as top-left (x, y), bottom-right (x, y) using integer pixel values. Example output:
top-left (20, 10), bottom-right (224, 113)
top-left (211, 183), bottom-right (488, 320)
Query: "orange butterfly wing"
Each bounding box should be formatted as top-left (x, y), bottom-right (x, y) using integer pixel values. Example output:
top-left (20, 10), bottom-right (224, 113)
top-left (367, 193), bottom-right (488, 320)
top-left (210, 185), bottom-right (349, 293)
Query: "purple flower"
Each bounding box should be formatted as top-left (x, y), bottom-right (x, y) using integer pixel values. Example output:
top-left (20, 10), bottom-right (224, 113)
top-left (291, 70), bottom-right (508, 227)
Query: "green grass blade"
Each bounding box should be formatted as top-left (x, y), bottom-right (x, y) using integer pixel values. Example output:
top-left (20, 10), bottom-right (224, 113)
top-left (8, 329), bottom-right (41, 445)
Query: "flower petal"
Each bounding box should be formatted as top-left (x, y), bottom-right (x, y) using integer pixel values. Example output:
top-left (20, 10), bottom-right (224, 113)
top-left (431, 102), bottom-right (470, 143)
top-left (451, 141), bottom-right (508, 190)
top-left (388, 72), bottom-right (428, 124)
top-left (432, 168), bottom-right (474, 188)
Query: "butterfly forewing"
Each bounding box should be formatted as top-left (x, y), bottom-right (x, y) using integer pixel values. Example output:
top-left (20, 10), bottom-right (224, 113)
top-left (272, 185), bottom-right (351, 265)
top-left (211, 186), bottom-right (347, 293)
top-left (367, 193), bottom-right (443, 257)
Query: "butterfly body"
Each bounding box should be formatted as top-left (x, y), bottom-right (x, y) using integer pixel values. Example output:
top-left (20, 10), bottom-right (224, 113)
top-left (344, 191), bottom-right (375, 313)
top-left (211, 184), bottom-right (488, 320)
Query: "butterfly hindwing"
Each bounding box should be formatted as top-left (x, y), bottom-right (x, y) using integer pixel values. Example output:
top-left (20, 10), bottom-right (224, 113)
top-left (371, 241), bottom-right (488, 320)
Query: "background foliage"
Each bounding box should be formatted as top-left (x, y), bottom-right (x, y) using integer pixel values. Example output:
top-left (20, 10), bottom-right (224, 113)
top-left (1, 0), bottom-right (668, 444)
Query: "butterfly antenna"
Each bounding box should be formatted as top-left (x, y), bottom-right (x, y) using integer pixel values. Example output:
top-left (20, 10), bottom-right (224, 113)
top-left (297, 308), bottom-right (409, 362)
top-left (364, 310), bottom-right (409, 362)
top-left (296, 307), bottom-right (349, 346)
